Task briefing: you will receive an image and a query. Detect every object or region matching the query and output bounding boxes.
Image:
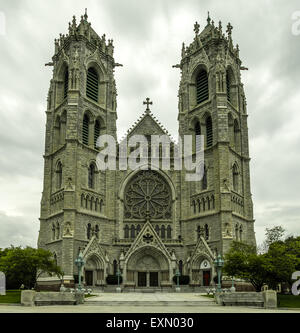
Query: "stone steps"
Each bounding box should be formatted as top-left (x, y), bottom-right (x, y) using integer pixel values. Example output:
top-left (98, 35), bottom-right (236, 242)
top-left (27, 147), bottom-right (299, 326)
top-left (84, 300), bottom-right (216, 307)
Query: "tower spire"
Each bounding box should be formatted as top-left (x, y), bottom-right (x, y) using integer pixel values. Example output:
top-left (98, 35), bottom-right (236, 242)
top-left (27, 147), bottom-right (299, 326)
top-left (207, 11), bottom-right (211, 26)
top-left (84, 8), bottom-right (88, 21)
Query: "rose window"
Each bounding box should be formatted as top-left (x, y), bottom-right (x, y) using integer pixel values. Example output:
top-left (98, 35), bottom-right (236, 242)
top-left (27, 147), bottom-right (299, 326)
top-left (124, 171), bottom-right (172, 220)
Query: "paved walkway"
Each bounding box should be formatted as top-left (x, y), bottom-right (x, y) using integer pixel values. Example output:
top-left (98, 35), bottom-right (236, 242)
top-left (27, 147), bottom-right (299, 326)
top-left (0, 293), bottom-right (299, 313)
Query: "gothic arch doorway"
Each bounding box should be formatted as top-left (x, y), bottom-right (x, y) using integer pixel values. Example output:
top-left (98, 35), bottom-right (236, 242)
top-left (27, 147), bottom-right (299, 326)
top-left (125, 246), bottom-right (170, 288)
top-left (84, 254), bottom-right (105, 287)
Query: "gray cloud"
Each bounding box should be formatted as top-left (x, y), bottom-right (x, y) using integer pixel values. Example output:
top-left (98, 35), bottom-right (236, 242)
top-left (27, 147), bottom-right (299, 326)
top-left (0, 0), bottom-right (299, 248)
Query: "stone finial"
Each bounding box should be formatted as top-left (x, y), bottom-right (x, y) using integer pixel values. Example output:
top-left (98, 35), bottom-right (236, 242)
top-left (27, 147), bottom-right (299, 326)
top-left (72, 15), bottom-right (77, 28)
top-left (194, 21), bottom-right (200, 35)
top-left (207, 11), bottom-right (211, 25)
top-left (226, 22), bottom-right (233, 37)
top-left (84, 8), bottom-right (88, 21)
top-left (218, 20), bottom-right (222, 34)
top-left (181, 42), bottom-right (185, 58)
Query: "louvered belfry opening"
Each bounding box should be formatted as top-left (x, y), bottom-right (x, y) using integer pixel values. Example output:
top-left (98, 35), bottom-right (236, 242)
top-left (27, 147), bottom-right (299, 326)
top-left (206, 116), bottom-right (213, 147)
top-left (226, 70), bottom-right (231, 102)
top-left (82, 114), bottom-right (89, 145)
top-left (196, 69), bottom-right (209, 104)
top-left (86, 67), bottom-right (99, 102)
top-left (195, 121), bottom-right (201, 152)
top-left (64, 69), bottom-right (68, 100)
top-left (94, 120), bottom-right (100, 149)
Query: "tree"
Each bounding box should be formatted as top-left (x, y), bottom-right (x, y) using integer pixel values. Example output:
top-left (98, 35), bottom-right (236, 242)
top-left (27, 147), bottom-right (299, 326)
top-left (259, 226), bottom-right (285, 253)
top-left (263, 237), bottom-right (300, 290)
top-left (0, 246), bottom-right (63, 289)
top-left (223, 241), bottom-right (267, 291)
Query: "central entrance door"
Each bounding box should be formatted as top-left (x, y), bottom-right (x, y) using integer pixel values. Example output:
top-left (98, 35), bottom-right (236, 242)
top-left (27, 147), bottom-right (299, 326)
top-left (85, 270), bottom-right (93, 286)
top-left (138, 272), bottom-right (147, 287)
top-left (150, 272), bottom-right (158, 287)
top-left (203, 270), bottom-right (211, 286)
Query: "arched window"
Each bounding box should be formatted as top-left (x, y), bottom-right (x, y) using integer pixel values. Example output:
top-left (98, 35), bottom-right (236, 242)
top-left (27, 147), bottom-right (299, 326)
top-left (54, 116), bottom-right (61, 149)
top-left (167, 225), bottom-right (172, 239)
top-left (233, 164), bottom-right (239, 192)
top-left (161, 225), bottom-right (166, 239)
top-left (155, 225), bottom-right (160, 235)
top-left (100, 199), bottom-right (103, 212)
top-left (202, 165), bottom-right (207, 190)
top-left (88, 164), bottom-right (95, 189)
top-left (204, 224), bottom-right (209, 240)
top-left (52, 224), bottom-right (56, 240)
top-left (136, 224), bottom-right (141, 235)
top-left (197, 199), bottom-right (201, 213)
top-left (64, 68), bottom-right (69, 100)
top-left (56, 223), bottom-right (60, 240)
top-left (192, 200), bottom-right (196, 214)
top-left (56, 162), bottom-right (63, 189)
top-left (53, 253), bottom-right (57, 266)
top-left (94, 120), bottom-right (100, 149)
top-left (196, 70), bottom-right (209, 104)
top-left (179, 260), bottom-right (183, 275)
top-left (234, 119), bottom-right (240, 151)
top-left (124, 225), bottom-right (129, 238)
top-left (226, 69), bottom-right (232, 102)
top-left (235, 224), bottom-right (239, 241)
top-left (86, 67), bottom-right (99, 102)
top-left (195, 121), bottom-right (201, 152)
top-left (202, 198), bottom-right (206, 211)
top-left (206, 116), bottom-right (213, 147)
top-left (130, 225), bottom-right (135, 239)
top-left (60, 111), bottom-right (67, 145)
top-left (239, 226), bottom-right (243, 241)
top-left (113, 260), bottom-right (118, 275)
top-left (197, 225), bottom-right (201, 239)
top-left (95, 225), bottom-right (99, 239)
top-left (82, 114), bottom-right (90, 145)
top-left (87, 223), bottom-right (92, 240)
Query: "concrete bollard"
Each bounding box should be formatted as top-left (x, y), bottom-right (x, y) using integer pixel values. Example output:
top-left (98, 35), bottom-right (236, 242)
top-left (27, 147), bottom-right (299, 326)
top-left (262, 290), bottom-right (277, 309)
top-left (21, 290), bottom-right (36, 306)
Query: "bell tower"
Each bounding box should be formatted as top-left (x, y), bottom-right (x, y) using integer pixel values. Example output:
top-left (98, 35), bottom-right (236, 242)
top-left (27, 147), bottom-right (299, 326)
top-left (38, 10), bottom-right (119, 288)
top-left (177, 14), bottom-right (256, 255)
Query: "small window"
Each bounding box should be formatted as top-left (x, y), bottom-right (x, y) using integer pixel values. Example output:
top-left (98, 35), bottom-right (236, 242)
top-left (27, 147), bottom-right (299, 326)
top-left (196, 70), bottom-right (209, 104)
top-left (233, 164), bottom-right (239, 192)
top-left (130, 225), bottom-right (135, 239)
top-left (206, 116), bottom-right (213, 147)
top-left (87, 223), bottom-right (92, 240)
top-left (88, 164), bottom-right (95, 189)
top-left (83, 114), bottom-right (89, 145)
top-left (195, 121), bottom-right (201, 152)
top-left (94, 120), bottom-right (100, 149)
top-left (86, 67), bottom-right (99, 102)
top-left (204, 224), bottom-right (209, 240)
top-left (161, 225), bottom-right (166, 239)
top-left (56, 162), bottom-right (62, 189)
top-left (202, 165), bottom-right (207, 190)
top-left (167, 225), bottom-right (172, 239)
top-left (64, 68), bottom-right (69, 100)
top-left (124, 225), bottom-right (129, 238)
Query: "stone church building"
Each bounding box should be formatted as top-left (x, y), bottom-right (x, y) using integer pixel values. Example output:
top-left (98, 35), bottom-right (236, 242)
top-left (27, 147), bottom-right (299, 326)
top-left (37, 11), bottom-right (256, 290)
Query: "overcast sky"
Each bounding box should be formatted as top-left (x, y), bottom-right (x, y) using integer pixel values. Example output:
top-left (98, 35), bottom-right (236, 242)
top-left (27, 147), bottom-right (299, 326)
top-left (0, 0), bottom-right (299, 249)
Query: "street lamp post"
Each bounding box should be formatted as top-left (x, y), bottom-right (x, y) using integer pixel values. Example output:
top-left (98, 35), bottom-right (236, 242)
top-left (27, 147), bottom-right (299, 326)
top-left (116, 269), bottom-right (122, 293)
top-left (175, 269), bottom-right (181, 292)
top-left (74, 250), bottom-right (85, 291)
top-left (214, 254), bottom-right (224, 293)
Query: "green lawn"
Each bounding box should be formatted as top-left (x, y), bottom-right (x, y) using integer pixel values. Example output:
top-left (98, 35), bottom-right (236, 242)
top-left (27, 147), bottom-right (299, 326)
top-left (0, 290), bottom-right (21, 304)
top-left (277, 294), bottom-right (300, 308)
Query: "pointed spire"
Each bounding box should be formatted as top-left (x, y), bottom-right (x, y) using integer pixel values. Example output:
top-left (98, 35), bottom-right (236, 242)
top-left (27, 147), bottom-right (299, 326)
top-left (84, 8), bottom-right (88, 21)
top-left (207, 11), bottom-right (211, 26)
top-left (218, 20), bottom-right (222, 34)
top-left (194, 21), bottom-right (200, 35)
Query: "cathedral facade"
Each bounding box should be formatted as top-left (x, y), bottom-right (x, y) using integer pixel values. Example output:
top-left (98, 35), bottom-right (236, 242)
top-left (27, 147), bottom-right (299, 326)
top-left (37, 12), bottom-right (256, 290)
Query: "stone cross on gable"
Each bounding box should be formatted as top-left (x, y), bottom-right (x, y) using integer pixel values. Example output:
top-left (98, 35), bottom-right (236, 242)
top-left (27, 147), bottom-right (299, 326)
top-left (143, 97), bottom-right (153, 112)
top-left (194, 21), bottom-right (200, 35)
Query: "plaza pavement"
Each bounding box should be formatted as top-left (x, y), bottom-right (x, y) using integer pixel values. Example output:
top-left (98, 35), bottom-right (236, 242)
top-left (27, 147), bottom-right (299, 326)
top-left (0, 293), bottom-right (299, 313)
